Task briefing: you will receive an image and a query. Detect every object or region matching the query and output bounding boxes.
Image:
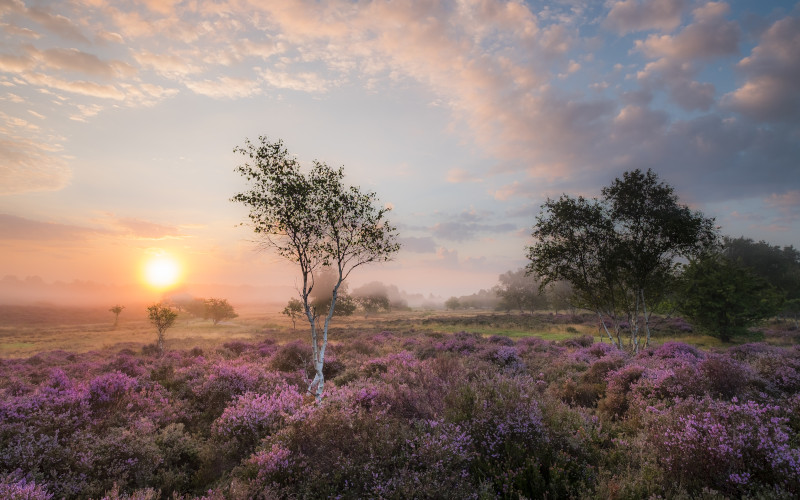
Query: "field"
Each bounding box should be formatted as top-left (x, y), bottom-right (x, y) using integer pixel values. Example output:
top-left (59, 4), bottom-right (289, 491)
top-left (1, 305), bottom-right (799, 499)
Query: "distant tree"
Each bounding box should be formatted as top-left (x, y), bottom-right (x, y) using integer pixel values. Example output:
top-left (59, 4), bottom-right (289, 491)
top-left (355, 294), bottom-right (391, 318)
top-left (723, 236), bottom-right (800, 327)
top-left (548, 280), bottom-right (576, 316)
top-left (109, 304), bottom-right (124, 327)
top-left (232, 137), bottom-right (399, 400)
top-left (458, 288), bottom-right (500, 310)
top-left (282, 298), bottom-right (304, 331)
top-left (445, 297), bottom-right (461, 310)
top-left (678, 254), bottom-right (783, 342)
top-left (352, 281), bottom-right (394, 317)
top-left (204, 298), bottom-right (238, 325)
top-left (496, 268), bottom-right (547, 314)
top-left (527, 169), bottom-right (717, 351)
top-left (309, 268), bottom-right (356, 317)
top-left (147, 303), bottom-right (178, 354)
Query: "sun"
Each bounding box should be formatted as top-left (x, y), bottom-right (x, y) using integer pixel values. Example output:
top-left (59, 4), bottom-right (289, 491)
top-left (144, 254), bottom-right (181, 289)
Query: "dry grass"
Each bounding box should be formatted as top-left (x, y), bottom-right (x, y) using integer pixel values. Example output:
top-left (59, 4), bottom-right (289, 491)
top-left (0, 304), bottom-right (787, 358)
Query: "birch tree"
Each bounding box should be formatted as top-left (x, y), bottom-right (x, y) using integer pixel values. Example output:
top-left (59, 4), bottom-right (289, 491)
top-left (527, 169), bottom-right (717, 351)
top-left (232, 137), bottom-right (399, 400)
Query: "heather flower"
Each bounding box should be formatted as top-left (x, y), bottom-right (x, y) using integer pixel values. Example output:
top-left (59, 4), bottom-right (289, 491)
top-left (650, 396), bottom-right (800, 494)
top-left (212, 382), bottom-right (304, 445)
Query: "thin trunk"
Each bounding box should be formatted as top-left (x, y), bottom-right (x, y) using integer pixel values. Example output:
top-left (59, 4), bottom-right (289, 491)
top-left (642, 289), bottom-right (652, 349)
top-left (595, 310), bottom-right (616, 346)
top-left (630, 291), bottom-right (640, 354)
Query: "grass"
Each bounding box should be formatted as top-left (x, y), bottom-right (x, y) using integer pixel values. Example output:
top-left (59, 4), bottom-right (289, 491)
top-left (0, 304), bottom-right (792, 358)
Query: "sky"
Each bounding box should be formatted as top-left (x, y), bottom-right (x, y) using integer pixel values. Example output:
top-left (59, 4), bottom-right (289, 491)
top-left (1, 0), bottom-right (799, 303)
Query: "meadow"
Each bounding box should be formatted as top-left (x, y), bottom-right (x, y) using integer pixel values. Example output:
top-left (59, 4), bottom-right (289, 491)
top-left (1, 305), bottom-right (799, 499)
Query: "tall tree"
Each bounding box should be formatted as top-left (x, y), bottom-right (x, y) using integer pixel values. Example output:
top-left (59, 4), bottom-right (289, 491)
top-left (527, 169), bottom-right (717, 351)
top-left (232, 137), bottom-right (399, 400)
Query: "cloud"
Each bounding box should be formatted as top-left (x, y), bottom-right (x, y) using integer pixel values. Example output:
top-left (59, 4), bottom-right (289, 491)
top-left (33, 47), bottom-right (136, 79)
top-left (260, 69), bottom-right (330, 93)
top-left (765, 190), bottom-right (800, 224)
top-left (605, 0), bottom-right (689, 34)
top-left (634, 4), bottom-right (739, 60)
top-left (723, 16), bottom-right (800, 122)
top-left (0, 135), bottom-right (71, 195)
top-left (634, 3), bottom-right (739, 111)
top-left (185, 76), bottom-right (263, 99)
top-left (26, 5), bottom-right (91, 43)
top-left (111, 217), bottom-right (184, 239)
top-left (431, 220), bottom-right (516, 242)
top-left (446, 168), bottom-right (483, 183)
top-left (398, 236), bottom-right (437, 253)
top-left (0, 214), bottom-right (100, 240)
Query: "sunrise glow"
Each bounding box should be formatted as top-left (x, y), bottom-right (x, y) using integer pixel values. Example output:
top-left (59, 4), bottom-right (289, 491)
top-left (143, 254), bottom-right (181, 289)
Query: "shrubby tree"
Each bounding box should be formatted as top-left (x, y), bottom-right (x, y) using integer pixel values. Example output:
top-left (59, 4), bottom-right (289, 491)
top-left (204, 298), bottom-right (238, 325)
top-left (232, 137), bottom-right (399, 399)
top-left (351, 281), bottom-right (393, 317)
top-left (527, 169), bottom-right (717, 351)
top-left (108, 304), bottom-right (124, 327)
top-left (355, 294), bottom-right (390, 318)
top-left (444, 297), bottom-right (461, 310)
top-left (678, 254), bottom-right (783, 342)
top-left (496, 268), bottom-right (547, 314)
top-left (309, 267), bottom-right (356, 318)
top-left (723, 237), bottom-right (800, 327)
top-left (147, 303), bottom-right (178, 354)
top-left (282, 298), bottom-right (303, 331)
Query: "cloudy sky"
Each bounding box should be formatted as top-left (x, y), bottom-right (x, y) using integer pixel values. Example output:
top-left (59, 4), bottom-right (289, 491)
top-left (1, 0), bottom-right (799, 301)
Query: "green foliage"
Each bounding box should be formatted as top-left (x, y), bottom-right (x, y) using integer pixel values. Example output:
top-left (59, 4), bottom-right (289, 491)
top-left (678, 254), bottom-right (783, 342)
top-left (203, 298), bottom-right (237, 325)
top-left (527, 168), bottom-right (717, 351)
top-left (723, 236), bottom-right (800, 324)
top-left (146, 304), bottom-right (177, 354)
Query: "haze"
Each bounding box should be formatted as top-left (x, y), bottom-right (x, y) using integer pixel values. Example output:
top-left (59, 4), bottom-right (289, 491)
top-left (1, 0), bottom-right (799, 306)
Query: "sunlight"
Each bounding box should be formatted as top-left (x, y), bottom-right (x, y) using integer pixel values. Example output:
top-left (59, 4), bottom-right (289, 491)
top-left (143, 253), bottom-right (181, 289)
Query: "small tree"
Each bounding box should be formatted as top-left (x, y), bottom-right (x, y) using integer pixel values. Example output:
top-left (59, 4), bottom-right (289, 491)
top-left (282, 298), bottom-right (304, 331)
top-left (355, 294), bottom-right (390, 318)
top-left (147, 303), bottom-right (178, 354)
top-left (109, 304), bottom-right (125, 327)
top-left (496, 268), bottom-right (547, 314)
top-left (232, 137), bottom-right (399, 400)
top-left (445, 297), bottom-right (461, 310)
top-left (204, 298), bottom-right (238, 325)
top-left (678, 254), bottom-right (782, 342)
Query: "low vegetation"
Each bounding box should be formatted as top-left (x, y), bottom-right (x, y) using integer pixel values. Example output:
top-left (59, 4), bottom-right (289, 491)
top-left (0, 308), bottom-right (798, 499)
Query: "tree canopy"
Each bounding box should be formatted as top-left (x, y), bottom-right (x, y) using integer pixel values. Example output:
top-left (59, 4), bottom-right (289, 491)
top-left (678, 254), bottom-right (782, 342)
top-left (527, 169), bottom-right (717, 351)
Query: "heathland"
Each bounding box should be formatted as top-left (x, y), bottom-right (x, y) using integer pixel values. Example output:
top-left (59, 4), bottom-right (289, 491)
top-left (1, 305), bottom-right (798, 499)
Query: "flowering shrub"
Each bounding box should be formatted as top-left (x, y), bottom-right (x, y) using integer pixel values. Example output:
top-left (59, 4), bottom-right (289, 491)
top-left (2, 325), bottom-right (799, 498)
top-left (649, 397), bottom-right (800, 494)
top-left (0, 474), bottom-right (53, 500)
top-left (212, 382), bottom-right (304, 451)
